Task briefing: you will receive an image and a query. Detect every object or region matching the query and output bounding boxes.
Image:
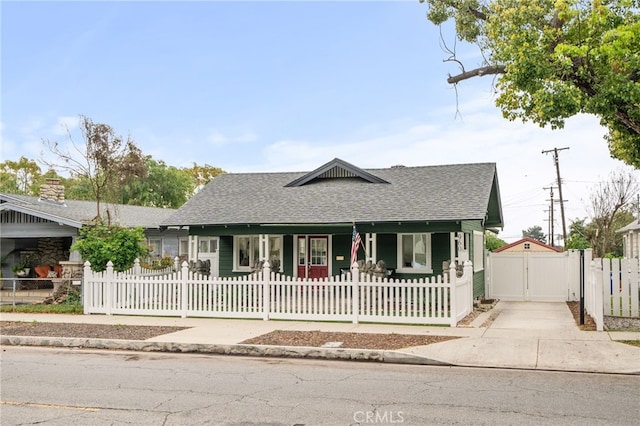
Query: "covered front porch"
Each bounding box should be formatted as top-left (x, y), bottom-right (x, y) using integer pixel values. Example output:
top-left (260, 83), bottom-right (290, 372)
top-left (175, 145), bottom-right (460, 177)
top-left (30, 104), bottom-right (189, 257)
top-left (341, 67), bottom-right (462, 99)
top-left (187, 221), bottom-right (486, 297)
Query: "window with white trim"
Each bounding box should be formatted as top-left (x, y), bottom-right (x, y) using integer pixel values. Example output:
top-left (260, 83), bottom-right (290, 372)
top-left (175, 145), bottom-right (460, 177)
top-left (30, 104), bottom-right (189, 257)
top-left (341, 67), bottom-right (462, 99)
top-left (198, 237), bottom-right (218, 254)
top-left (397, 233), bottom-right (432, 273)
top-left (234, 235), bottom-right (282, 271)
top-left (148, 238), bottom-right (162, 258)
top-left (473, 231), bottom-right (484, 272)
top-left (179, 238), bottom-right (189, 258)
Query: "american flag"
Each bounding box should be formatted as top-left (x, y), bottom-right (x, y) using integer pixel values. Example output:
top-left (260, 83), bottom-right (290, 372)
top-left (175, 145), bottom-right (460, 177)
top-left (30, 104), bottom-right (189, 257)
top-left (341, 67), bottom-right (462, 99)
top-left (350, 224), bottom-right (361, 268)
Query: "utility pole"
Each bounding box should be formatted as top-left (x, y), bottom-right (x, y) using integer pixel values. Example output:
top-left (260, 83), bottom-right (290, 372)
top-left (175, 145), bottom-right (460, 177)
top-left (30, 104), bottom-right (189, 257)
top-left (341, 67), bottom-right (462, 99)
top-left (542, 147), bottom-right (569, 248)
top-left (544, 186), bottom-right (556, 246)
top-left (543, 208), bottom-right (551, 245)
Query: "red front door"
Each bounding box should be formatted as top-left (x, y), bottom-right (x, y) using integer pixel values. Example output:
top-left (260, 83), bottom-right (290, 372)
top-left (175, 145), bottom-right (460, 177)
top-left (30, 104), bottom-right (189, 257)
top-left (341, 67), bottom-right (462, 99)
top-left (297, 236), bottom-right (329, 279)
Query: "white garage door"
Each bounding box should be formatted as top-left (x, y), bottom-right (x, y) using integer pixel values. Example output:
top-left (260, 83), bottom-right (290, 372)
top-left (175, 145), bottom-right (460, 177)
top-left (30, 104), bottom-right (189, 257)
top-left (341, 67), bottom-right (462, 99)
top-left (487, 251), bottom-right (581, 302)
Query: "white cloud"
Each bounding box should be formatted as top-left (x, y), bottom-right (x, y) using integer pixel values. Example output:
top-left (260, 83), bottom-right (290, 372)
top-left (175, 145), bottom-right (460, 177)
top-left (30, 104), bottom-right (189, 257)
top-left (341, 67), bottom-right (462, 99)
top-left (206, 129), bottom-right (258, 146)
top-left (51, 116), bottom-right (80, 136)
top-left (207, 131), bottom-right (229, 145)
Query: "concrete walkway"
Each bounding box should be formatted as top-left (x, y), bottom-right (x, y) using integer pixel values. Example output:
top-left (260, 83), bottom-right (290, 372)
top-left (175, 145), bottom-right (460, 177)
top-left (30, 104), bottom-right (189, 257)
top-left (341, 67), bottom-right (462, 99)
top-left (2, 301), bottom-right (639, 374)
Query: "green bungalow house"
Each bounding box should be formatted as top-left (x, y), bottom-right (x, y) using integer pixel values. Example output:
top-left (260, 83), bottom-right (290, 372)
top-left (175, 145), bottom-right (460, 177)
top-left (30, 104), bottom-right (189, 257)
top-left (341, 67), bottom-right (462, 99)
top-left (161, 158), bottom-right (504, 298)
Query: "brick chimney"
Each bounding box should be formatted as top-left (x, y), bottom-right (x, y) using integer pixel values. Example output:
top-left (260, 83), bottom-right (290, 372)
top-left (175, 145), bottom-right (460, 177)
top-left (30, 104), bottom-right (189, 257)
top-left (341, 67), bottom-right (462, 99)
top-left (39, 178), bottom-right (65, 203)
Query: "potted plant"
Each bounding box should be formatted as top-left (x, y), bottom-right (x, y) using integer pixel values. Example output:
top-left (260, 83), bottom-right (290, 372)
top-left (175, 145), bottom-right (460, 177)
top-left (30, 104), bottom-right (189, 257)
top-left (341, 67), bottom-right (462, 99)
top-left (11, 260), bottom-right (31, 277)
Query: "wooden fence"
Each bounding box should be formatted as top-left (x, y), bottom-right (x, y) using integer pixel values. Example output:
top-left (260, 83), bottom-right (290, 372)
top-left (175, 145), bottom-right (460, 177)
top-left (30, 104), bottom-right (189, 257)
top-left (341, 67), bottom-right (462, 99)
top-left (586, 257), bottom-right (640, 331)
top-left (83, 259), bottom-right (474, 326)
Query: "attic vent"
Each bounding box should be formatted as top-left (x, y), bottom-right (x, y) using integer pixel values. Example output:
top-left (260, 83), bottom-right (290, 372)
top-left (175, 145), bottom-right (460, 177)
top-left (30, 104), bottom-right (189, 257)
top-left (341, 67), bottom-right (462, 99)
top-left (318, 166), bottom-right (358, 179)
top-left (285, 158), bottom-right (390, 187)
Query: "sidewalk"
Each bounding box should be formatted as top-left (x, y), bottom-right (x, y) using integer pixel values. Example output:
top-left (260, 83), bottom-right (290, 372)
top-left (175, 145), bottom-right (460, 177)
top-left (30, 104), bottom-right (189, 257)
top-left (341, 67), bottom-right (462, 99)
top-left (2, 301), bottom-right (639, 374)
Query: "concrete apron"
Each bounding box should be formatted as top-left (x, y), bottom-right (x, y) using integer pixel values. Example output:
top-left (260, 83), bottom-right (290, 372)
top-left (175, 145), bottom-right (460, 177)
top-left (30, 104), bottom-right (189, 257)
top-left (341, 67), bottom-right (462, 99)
top-left (400, 301), bottom-right (640, 374)
top-left (488, 301), bottom-right (577, 331)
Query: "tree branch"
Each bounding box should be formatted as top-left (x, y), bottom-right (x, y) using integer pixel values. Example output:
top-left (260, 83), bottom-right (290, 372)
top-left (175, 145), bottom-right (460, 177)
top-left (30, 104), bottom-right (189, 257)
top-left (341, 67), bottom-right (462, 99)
top-left (447, 65), bottom-right (506, 84)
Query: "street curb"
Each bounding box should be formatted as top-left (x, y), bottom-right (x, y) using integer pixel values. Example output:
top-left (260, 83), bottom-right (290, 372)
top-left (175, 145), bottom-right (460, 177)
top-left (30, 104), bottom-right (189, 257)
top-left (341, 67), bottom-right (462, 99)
top-left (0, 335), bottom-right (452, 366)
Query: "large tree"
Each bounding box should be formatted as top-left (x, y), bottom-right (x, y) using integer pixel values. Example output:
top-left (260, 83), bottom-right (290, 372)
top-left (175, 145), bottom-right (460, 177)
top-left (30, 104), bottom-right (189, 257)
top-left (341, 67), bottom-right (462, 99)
top-left (421, 0), bottom-right (640, 167)
top-left (42, 116), bottom-right (146, 222)
top-left (119, 157), bottom-right (194, 208)
top-left (184, 162), bottom-right (225, 194)
top-left (0, 157), bottom-right (43, 195)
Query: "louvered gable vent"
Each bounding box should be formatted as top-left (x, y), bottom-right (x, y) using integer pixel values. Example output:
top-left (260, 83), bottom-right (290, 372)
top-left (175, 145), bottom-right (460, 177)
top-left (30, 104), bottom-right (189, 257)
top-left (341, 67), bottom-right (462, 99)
top-left (285, 158), bottom-right (389, 187)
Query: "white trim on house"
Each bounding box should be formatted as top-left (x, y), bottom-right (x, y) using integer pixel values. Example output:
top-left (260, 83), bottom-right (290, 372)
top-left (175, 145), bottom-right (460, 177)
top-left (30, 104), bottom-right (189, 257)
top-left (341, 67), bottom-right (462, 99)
top-left (473, 231), bottom-right (485, 272)
top-left (232, 234), bottom-right (283, 273)
top-left (396, 233), bottom-right (433, 274)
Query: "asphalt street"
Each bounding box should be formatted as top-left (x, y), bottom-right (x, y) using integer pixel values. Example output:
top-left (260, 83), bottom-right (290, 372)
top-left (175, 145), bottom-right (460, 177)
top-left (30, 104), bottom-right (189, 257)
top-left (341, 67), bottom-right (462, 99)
top-left (1, 346), bottom-right (638, 425)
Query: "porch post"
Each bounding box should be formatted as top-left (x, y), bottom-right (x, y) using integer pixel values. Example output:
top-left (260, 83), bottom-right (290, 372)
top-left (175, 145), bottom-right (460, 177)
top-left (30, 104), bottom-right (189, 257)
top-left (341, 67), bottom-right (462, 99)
top-left (449, 233), bottom-right (456, 264)
top-left (189, 235), bottom-right (198, 263)
top-left (259, 234), bottom-right (268, 261)
top-left (365, 233), bottom-right (377, 262)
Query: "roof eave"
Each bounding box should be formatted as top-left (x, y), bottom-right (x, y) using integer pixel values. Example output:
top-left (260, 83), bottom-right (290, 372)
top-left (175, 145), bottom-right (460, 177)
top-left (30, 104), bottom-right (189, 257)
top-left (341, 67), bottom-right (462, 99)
top-left (0, 203), bottom-right (84, 228)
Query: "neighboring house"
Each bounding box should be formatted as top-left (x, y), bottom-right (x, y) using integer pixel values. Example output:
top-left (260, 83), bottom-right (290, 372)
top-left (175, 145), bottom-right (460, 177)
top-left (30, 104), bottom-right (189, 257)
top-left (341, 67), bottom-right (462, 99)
top-left (617, 218), bottom-right (640, 259)
top-left (493, 237), bottom-right (562, 253)
top-left (162, 158), bottom-right (504, 298)
top-left (0, 178), bottom-right (188, 280)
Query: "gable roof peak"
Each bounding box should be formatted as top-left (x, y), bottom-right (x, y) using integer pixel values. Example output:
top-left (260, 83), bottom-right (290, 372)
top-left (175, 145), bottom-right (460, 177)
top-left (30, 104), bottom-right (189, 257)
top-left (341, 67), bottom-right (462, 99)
top-left (284, 158), bottom-right (389, 187)
top-left (493, 237), bottom-right (562, 253)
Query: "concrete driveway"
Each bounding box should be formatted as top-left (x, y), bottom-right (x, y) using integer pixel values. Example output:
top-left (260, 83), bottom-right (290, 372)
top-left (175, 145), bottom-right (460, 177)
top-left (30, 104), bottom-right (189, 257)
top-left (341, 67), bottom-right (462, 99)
top-left (401, 300), bottom-right (640, 373)
top-left (485, 301), bottom-right (578, 334)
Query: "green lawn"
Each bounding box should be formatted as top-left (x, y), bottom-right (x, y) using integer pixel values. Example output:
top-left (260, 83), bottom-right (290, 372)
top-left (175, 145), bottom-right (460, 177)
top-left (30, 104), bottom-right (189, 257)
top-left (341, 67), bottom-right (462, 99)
top-left (0, 303), bottom-right (83, 314)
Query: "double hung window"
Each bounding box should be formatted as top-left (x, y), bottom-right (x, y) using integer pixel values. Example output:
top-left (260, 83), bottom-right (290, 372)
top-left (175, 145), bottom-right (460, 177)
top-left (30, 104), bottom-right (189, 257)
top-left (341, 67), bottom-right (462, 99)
top-left (234, 235), bottom-right (282, 271)
top-left (397, 233), bottom-right (432, 273)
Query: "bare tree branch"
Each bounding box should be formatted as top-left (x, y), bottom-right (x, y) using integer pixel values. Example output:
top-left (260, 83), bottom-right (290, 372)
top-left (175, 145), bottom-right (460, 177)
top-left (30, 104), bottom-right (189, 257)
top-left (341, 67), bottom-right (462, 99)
top-left (41, 115), bottom-right (146, 222)
top-left (587, 169), bottom-right (639, 256)
top-left (447, 65), bottom-right (506, 84)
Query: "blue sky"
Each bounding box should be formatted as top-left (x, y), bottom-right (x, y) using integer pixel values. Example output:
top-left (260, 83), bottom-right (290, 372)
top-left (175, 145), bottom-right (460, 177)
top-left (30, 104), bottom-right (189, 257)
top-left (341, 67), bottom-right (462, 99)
top-left (1, 0), bottom-right (632, 242)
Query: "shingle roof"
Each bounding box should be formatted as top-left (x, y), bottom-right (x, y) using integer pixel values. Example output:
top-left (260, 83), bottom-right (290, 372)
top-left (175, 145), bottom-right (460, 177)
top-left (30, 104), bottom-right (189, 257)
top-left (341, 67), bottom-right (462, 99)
top-left (0, 193), bottom-right (175, 229)
top-left (616, 219), bottom-right (640, 233)
top-left (162, 160), bottom-right (503, 227)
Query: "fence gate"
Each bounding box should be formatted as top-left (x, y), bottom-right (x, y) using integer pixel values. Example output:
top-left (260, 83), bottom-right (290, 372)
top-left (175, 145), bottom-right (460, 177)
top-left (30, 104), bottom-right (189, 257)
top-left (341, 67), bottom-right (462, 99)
top-left (486, 251), bottom-right (581, 302)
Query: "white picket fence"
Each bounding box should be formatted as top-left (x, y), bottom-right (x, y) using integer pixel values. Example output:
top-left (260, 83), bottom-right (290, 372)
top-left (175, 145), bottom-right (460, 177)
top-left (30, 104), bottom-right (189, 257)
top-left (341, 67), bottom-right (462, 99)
top-left (586, 257), bottom-right (640, 331)
top-left (83, 259), bottom-right (474, 326)
top-left (122, 258), bottom-right (178, 276)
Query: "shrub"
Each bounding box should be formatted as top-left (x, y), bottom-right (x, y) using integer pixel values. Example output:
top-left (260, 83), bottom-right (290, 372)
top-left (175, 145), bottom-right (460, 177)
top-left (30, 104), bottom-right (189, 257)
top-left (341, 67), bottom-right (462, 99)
top-left (72, 224), bottom-right (149, 272)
